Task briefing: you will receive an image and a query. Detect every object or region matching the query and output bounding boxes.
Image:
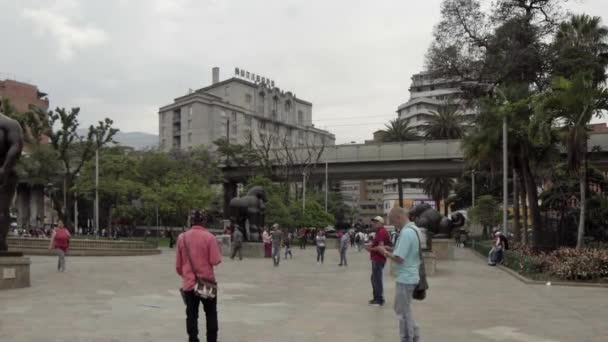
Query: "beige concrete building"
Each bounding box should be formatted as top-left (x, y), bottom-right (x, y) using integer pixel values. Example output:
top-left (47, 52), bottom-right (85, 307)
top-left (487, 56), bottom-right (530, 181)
top-left (158, 67), bottom-right (335, 151)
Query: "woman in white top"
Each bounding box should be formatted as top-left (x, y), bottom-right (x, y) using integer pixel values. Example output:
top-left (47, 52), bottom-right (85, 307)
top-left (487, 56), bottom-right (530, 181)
top-left (315, 230), bottom-right (326, 264)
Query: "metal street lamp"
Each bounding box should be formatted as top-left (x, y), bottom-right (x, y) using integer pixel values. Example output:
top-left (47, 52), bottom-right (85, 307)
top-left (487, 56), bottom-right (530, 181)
top-left (461, 81), bottom-right (508, 235)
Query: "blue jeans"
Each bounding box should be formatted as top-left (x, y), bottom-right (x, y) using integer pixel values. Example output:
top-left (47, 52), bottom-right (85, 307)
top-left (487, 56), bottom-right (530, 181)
top-left (316, 246), bottom-right (325, 263)
top-left (394, 283), bottom-right (420, 342)
top-left (371, 260), bottom-right (385, 303)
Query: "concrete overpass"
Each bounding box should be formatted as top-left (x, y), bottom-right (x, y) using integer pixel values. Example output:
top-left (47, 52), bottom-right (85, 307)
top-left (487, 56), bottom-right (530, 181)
top-left (221, 134), bottom-right (608, 212)
top-left (222, 139), bottom-right (465, 183)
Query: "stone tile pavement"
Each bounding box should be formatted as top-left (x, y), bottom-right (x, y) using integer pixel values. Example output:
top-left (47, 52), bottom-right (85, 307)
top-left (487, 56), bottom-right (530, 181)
top-left (0, 246), bottom-right (607, 341)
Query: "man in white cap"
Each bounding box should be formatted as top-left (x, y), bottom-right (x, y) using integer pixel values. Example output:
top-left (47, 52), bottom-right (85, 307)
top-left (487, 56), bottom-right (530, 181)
top-left (365, 215), bottom-right (391, 306)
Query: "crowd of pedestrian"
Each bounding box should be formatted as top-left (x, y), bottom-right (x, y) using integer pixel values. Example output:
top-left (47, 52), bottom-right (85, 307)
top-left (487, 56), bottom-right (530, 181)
top-left (175, 209), bottom-right (426, 342)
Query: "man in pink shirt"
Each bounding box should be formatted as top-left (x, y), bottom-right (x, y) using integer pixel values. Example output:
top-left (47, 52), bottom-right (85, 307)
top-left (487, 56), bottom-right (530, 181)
top-left (176, 210), bottom-right (222, 342)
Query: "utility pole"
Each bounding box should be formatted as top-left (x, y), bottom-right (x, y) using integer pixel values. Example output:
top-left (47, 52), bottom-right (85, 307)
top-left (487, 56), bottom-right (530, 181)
top-left (324, 161), bottom-right (328, 213)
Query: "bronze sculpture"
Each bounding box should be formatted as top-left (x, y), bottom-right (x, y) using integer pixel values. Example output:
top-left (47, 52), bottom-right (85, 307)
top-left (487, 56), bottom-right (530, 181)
top-left (228, 186), bottom-right (266, 241)
top-left (0, 111), bottom-right (24, 252)
top-left (409, 203), bottom-right (465, 239)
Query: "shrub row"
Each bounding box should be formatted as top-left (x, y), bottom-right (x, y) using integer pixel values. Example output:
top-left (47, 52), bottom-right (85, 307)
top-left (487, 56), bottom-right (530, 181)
top-left (471, 240), bottom-right (608, 282)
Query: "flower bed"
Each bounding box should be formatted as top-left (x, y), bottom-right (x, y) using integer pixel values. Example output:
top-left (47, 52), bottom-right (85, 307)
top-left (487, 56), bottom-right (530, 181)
top-left (471, 240), bottom-right (608, 283)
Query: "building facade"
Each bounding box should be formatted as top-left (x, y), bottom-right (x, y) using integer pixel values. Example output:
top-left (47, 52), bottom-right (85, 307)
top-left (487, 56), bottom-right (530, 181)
top-left (158, 67), bottom-right (335, 152)
top-left (396, 71), bottom-right (476, 132)
top-left (0, 78), bottom-right (52, 229)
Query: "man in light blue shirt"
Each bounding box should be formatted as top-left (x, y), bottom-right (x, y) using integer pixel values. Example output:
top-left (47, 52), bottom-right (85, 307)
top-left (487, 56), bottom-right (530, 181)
top-left (378, 207), bottom-right (421, 342)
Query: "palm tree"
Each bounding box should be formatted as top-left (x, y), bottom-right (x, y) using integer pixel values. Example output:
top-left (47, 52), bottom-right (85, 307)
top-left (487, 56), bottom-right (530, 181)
top-left (554, 14), bottom-right (608, 86)
top-left (421, 103), bottom-right (467, 140)
top-left (380, 118), bottom-right (419, 207)
top-left (539, 73), bottom-right (608, 248)
top-left (421, 177), bottom-right (454, 215)
top-left (419, 103), bottom-right (466, 215)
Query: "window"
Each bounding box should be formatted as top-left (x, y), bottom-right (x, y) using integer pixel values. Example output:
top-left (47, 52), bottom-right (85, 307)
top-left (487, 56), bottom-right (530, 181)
top-left (285, 101), bottom-right (291, 112)
top-left (187, 120), bottom-right (192, 130)
top-left (245, 116), bottom-right (252, 127)
top-left (160, 112), bottom-right (166, 121)
top-left (188, 105), bottom-right (193, 118)
top-left (188, 133), bottom-right (192, 143)
top-left (245, 94), bottom-right (252, 103)
top-left (161, 126), bottom-right (166, 137)
top-left (298, 110), bottom-right (303, 124)
top-left (259, 121), bottom-right (266, 130)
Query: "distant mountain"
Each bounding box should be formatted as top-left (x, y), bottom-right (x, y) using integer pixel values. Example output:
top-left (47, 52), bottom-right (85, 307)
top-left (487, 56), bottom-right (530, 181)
top-left (113, 131), bottom-right (158, 150)
top-left (77, 129), bottom-right (158, 150)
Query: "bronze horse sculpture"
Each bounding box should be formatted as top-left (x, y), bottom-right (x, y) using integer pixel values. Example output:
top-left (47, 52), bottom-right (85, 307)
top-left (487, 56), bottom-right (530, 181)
top-left (229, 186), bottom-right (267, 241)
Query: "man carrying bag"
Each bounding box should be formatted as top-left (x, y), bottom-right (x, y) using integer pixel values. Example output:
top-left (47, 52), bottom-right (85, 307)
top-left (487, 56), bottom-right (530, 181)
top-left (176, 210), bottom-right (222, 342)
top-left (378, 207), bottom-right (426, 342)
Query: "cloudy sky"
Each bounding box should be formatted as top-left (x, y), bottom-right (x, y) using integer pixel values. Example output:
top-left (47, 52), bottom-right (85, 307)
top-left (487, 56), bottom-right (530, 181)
top-left (1, 0), bottom-right (607, 144)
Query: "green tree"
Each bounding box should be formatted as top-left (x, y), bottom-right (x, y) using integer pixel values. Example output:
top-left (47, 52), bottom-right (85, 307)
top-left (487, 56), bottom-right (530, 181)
top-left (31, 107), bottom-right (118, 225)
top-left (469, 195), bottom-right (502, 238)
top-left (536, 73), bottom-right (608, 248)
top-left (553, 14), bottom-right (608, 86)
top-left (421, 177), bottom-right (454, 215)
top-left (380, 118), bottom-right (420, 207)
top-left (421, 103), bottom-right (467, 140)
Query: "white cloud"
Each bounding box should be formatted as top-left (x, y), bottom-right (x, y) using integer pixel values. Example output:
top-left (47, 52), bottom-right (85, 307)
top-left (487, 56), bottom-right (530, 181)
top-left (22, 6), bottom-right (107, 61)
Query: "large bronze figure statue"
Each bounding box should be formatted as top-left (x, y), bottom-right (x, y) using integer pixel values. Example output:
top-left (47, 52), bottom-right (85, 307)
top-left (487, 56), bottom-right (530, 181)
top-left (410, 203), bottom-right (465, 239)
top-left (229, 186), bottom-right (266, 241)
top-left (0, 111), bottom-right (24, 252)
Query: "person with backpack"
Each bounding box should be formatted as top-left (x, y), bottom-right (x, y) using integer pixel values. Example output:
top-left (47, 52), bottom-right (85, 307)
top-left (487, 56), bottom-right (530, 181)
top-left (378, 207), bottom-right (422, 342)
top-left (48, 220), bottom-right (70, 272)
top-left (176, 210), bottom-right (222, 342)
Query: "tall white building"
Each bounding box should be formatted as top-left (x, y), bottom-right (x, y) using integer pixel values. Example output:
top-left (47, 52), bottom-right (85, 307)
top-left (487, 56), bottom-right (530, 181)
top-left (396, 71), bottom-right (476, 132)
top-left (158, 67), bottom-right (335, 151)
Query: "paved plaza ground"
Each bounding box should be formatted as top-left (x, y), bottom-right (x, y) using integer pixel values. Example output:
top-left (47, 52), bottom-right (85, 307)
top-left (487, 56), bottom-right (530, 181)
top-left (1, 246), bottom-right (607, 341)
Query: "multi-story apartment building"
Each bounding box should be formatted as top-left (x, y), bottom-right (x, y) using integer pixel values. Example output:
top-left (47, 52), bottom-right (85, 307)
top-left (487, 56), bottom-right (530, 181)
top-left (396, 71), bottom-right (476, 132)
top-left (158, 67), bottom-right (335, 151)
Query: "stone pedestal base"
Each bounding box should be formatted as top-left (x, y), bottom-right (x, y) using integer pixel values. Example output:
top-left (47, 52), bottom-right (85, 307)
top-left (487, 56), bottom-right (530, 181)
top-left (432, 239), bottom-right (455, 260)
top-left (423, 251), bottom-right (437, 276)
top-left (216, 235), bottom-right (267, 259)
top-left (0, 255), bottom-right (31, 290)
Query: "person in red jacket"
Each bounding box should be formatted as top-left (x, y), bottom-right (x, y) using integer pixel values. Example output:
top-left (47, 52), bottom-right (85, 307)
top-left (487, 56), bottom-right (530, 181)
top-left (48, 221), bottom-right (71, 272)
top-left (365, 216), bottom-right (391, 306)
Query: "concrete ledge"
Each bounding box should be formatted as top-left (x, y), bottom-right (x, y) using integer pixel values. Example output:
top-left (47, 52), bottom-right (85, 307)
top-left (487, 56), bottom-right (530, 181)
top-left (470, 248), bottom-right (608, 289)
top-left (0, 256), bottom-right (31, 290)
top-left (217, 235), bottom-right (267, 258)
top-left (10, 248), bottom-right (161, 256)
top-left (8, 237), bottom-right (160, 256)
top-left (433, 239), bottom-right (455, 260)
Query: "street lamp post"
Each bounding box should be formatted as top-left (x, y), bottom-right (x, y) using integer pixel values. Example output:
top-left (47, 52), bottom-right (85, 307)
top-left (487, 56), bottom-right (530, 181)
top-left (95, 147), bottom-right (99, 238)
top-left (502, 116), bottom-right (508, 235)
top-left (302, 172), bottom-right (307, 212)
top-left (74, 173), bottom-right (79, 234)
top-left (471, 169), bottom-right (476, 207)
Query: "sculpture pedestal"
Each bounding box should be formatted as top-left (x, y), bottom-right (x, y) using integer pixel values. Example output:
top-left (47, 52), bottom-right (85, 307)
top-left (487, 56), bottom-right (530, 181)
top-left (423, 251), bottom-right (437, 276)
top-left (0, 252), bottom-right (31, 290)
top-left (432, 239), bottom-right (455, 260)
top-left (216, 235), bottom-right (266, 258)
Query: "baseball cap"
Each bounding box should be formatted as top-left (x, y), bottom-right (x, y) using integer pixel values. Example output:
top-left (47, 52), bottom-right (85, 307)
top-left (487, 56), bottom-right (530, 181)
top-left (371, 216), bottom-right (384, 224)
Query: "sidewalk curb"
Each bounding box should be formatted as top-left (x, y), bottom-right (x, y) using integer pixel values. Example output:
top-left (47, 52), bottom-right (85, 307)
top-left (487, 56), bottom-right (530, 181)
top-left (469, 248), bottom-right (608, 289)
